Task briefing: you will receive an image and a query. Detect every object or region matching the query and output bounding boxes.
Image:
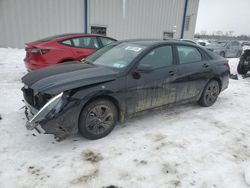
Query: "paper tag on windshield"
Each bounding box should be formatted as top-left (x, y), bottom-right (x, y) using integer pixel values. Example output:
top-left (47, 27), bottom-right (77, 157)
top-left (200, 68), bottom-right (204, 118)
top-left (125, 46), bottom-right (142, 52)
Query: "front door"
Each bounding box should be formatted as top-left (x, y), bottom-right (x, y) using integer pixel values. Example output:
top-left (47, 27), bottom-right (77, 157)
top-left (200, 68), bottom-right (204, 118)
top-left (125, 45), bottom-right (177, 115)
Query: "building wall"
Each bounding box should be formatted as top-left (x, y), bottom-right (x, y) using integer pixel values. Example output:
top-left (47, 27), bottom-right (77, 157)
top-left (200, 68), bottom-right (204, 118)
top-left (0, 0), bottom-right (85, 48)
top-left (89, 0), bottom-right (199, 40)
top-left (0, 0), bottom-right (199, 48)
top-left (184, 0), bottom-right (200, 39)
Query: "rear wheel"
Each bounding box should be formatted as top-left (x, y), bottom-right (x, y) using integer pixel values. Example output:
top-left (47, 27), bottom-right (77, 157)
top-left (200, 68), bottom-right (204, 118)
top-left (219, 52), bottom-right (225, 58)
top-left (79, 99), bottom-right (118, 140)
top-left (198, 80), bottom-right (220, 107)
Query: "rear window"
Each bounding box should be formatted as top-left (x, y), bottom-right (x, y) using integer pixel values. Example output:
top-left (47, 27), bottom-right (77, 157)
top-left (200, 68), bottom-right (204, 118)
top-left (72, 37), bottom-right (99, 49)
top-left (177, 46), bottom-right (202, 64)
top-left (61, 39), bottom-right (73, 46)
top-left (37, 34), bottom-right (74, 42)
top-left (100, 37), bottom-right (115, 46)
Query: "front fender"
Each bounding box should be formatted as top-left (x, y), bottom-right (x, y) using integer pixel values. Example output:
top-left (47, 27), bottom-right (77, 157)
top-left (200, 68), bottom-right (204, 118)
top-left (72, 86), bottom-right (126, 122)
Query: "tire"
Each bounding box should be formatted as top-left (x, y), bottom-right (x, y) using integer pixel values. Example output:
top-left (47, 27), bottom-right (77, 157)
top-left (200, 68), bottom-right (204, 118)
top-left (219, 52), bottom-right (225, 58)
top-left (79, 99), bottom-right (118, 140)
top-left (237, 62), bottom-right (248, 74)
top-left (198, 80), bottom-right (220, 107)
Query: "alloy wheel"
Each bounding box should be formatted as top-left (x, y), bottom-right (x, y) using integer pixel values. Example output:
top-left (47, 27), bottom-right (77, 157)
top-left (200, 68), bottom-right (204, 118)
top-left (85, 105), bottom-right (114, 135)
top-left (204, 81), bottom-right (220, 106)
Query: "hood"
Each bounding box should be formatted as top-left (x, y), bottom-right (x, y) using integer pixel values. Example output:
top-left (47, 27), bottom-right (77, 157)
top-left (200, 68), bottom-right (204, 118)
top-left (22, 61), bottom-right (119, 94)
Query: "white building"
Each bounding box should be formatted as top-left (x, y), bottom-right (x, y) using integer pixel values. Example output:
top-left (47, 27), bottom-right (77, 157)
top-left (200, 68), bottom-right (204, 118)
top-left (0, 0), bottom-right (200, 48)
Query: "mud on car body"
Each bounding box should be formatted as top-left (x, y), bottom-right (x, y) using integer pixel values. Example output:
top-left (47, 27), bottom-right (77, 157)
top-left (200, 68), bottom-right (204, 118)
top-left (22, 39), bottom-right (230, 140)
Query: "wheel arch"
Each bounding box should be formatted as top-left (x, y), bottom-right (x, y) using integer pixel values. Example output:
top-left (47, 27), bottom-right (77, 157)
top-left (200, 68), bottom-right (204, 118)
top-left (220, 51), bottom-right (226, 57)
top-left (60, 58), bottom-right (75, 63)
top-left (79, 94), bottom-right (124, 123)
top-left (209, 77), bottom-right (222, 92)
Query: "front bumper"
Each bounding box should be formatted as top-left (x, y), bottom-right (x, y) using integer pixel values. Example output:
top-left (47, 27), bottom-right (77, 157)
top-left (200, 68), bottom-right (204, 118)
top-left (24, 92), bottom-right (82, 140)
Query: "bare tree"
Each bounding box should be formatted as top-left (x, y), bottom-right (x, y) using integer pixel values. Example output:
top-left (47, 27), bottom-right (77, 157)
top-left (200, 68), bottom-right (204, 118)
top-left (228, 30), bottom-right (234, 37)
top-left (215, 30), bottom-right (223, 36)
top-left (200, 30), bottom-right (207, 35)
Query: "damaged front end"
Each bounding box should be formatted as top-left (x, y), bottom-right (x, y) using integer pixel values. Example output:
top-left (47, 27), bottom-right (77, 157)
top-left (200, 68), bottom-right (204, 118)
top-left (25, 92), bottom-right (64, 130)
top-left (23, 88), bottom-right (82, 140)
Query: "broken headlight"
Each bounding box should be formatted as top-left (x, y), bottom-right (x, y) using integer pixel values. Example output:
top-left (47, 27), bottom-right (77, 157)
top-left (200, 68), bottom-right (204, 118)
top-left (26, 92), bottom-right (66, 130)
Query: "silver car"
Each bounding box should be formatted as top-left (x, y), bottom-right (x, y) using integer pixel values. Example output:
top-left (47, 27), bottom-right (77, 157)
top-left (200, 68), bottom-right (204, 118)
top-left (206, 40), bottom-right (242, 58)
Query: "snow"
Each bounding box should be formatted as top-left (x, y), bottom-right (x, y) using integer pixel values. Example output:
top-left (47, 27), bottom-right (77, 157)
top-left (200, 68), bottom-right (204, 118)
top-left (0, 48), bottom-right (250, 188)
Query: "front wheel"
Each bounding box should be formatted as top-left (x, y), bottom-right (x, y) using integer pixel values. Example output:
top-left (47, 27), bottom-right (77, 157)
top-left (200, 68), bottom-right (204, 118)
top-left (198, 80), bottom-right (220, 107)
top-left (79, 99), bottom-right (118, 140)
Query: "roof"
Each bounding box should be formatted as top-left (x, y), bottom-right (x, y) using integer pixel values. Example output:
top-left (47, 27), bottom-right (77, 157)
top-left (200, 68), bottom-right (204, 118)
top-left (36, 33), bottom-right (115, 42)
top-left (120, 38), bottom-right (197, 47)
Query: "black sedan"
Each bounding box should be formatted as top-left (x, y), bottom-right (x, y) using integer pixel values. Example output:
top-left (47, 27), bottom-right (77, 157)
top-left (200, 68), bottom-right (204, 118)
top-left (22, 39), bottom-right (230, 140)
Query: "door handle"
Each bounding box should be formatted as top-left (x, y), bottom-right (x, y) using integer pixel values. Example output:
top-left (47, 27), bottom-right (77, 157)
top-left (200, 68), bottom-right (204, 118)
top-left (203, 64), bottom-right (209, 68)
top-left (76, 51), bottom-right (83, 54)
top-left (168, 70), bottom-right (175, 76)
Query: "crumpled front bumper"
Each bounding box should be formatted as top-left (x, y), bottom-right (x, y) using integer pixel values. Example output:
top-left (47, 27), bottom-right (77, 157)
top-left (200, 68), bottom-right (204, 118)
top-left (24, 106), bottom-right (45, 134)
top-left (24, 92), bottom-right (82, 140)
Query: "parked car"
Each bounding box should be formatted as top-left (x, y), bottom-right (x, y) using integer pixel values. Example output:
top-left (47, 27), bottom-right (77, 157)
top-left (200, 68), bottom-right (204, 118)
top-left (22, 39), bottom-right (230, 140)
top-left (237, 49), bottom-right (250, 74)
top-left (241, 41), bottom-right (250, 52)
top-left (180, 39), bottom-right (205, 46)
top-left (24, 33), bottom-right (117, 71)
top-left (195, 39), bottom-right (211, 46)
top-left (206, 40), bottom-right (242, 58)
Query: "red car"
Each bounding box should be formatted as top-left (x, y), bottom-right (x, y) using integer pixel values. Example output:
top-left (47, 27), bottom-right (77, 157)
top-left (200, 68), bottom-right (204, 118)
top-left (24, 33), bottom-right (116, 71)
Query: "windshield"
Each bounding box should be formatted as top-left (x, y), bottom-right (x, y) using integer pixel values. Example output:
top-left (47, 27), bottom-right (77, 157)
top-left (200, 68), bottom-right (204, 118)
top-left (207, 41), bottom-right (227, 47)
top-left (85, 42), bottom-right (146, 69)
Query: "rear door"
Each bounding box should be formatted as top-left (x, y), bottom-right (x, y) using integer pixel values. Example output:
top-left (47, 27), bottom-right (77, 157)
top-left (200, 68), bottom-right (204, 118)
top-left (126, 45), bottom-right (178, 114)
top-left (69, 36), bottom-right (100, 60)
top-left (175, 45), bottom-right (211, 102)
top-left (231, 41), bottom-right (241, 57)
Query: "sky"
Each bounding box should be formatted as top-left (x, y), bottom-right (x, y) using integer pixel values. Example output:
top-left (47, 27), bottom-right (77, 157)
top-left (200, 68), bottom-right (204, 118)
top-left (195, 0), bottom-right (250, 36)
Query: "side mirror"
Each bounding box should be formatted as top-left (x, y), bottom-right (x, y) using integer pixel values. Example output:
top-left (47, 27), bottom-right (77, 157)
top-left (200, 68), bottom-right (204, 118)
top-left (136, 64), bottom-right (154, 73)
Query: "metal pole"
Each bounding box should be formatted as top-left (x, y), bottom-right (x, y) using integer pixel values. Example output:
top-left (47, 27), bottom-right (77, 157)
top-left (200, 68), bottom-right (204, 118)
top-left (181, 0), bottom-right (189, 39)
top-left (84, 0), bottom-right (88, 33)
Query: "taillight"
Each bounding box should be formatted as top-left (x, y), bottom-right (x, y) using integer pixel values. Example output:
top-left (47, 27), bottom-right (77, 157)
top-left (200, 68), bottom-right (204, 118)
top-left (31, 48), bottom-right (41, 55)
top-left (224, 63), bottom-right (230, 70)
top-left (40, 49), bottom-right (50, 54)
top-left (30, 48), bottom-right (50, 55)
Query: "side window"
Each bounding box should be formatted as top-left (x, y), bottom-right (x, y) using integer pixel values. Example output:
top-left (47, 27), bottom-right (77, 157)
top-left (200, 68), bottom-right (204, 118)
top-left (100, 37), bottom-right (115, 46)
top-left (177, 46), bottom-right (202, 64)
top-left (61, 39), bottom-right (73, 46)
top-left (71, 37), bottom-right (99, 49)
top-left (139, 46), bottom-right (173, 69)
top-left (231, 41), bottom-right (239, 46)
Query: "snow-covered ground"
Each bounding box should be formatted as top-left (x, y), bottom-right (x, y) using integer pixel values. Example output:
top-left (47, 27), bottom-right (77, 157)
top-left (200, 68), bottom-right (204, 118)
top-left (0, 48), bottom-right (250, 188)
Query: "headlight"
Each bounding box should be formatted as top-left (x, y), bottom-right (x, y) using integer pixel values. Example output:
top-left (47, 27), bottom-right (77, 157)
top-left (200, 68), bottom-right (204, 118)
top-left (26, 92), bottom-right (64, 130)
